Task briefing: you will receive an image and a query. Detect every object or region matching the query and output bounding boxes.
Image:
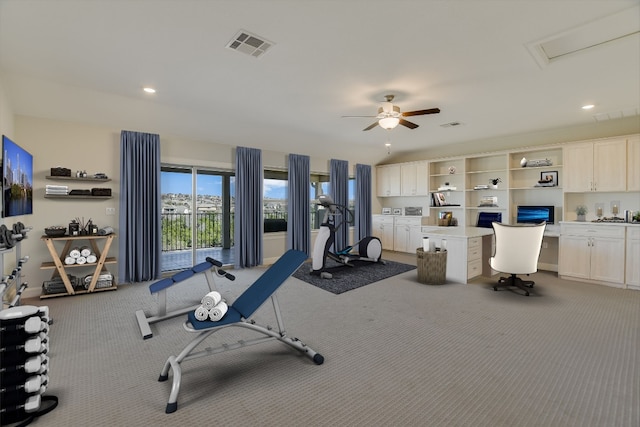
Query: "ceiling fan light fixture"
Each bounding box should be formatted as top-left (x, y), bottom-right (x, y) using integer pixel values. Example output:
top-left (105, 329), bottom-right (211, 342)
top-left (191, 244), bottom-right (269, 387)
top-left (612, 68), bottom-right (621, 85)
top-left (379, 117), bottom-right (400, 129)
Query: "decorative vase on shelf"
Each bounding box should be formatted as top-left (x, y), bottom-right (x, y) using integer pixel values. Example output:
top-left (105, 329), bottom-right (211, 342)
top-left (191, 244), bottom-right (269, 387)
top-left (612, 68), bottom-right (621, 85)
top-left (577, 214), bottom-right (586, 222)
top-left (520, 157), bottom-right (527, 167)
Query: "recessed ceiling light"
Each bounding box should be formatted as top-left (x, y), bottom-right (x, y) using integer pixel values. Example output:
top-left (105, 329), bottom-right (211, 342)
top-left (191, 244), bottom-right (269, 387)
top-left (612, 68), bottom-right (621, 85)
top-left (143, 87), bottom-right (156, 94)
top-left (582, 104), bottom-right (595, 110)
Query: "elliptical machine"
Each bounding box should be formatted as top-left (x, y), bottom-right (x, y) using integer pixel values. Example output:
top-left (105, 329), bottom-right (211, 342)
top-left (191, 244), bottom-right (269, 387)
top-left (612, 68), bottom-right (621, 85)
top-left (311, 195), bottom-right (383, 279)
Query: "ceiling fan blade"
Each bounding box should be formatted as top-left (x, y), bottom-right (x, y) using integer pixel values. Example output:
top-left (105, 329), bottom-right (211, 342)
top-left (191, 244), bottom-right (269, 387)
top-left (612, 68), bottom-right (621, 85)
top-left (402, 108), bottom-right (441, 117)
top-left (363, 121), bottom-right (379, 131)
top-left (399, 118), bottom-right (419, 129)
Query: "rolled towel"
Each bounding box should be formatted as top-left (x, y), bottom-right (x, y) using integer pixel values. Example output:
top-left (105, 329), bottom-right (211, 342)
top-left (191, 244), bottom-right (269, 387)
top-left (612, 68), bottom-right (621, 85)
top-left (69, 248), bottom-right (81, 258)
top-left (208, 301), bottom-right (228, 321)
top-left (64, 256), bottom-right (76, 265)
top-left (194, 305), bottom-right (209, 321)
top-left (86, 254), bottom-right (97, 264)
top-left (75, 256), bottom-right (87, 265)
top-left (200, 291), bottom-right (222, 310)
top-left (80, 246), bottom-right (91, 257)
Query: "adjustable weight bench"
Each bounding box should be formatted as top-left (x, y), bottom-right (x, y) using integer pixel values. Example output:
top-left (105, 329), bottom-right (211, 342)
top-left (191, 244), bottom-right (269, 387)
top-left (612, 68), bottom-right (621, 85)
top-left (158, 249), bottom-right (324, 414)
top-left (135, 257), bottom-right (235, 339)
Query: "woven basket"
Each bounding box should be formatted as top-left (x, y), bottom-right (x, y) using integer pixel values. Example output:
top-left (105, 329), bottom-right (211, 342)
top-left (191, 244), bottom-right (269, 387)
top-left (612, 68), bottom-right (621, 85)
top-left (416, 248), bottom-right (447, 285)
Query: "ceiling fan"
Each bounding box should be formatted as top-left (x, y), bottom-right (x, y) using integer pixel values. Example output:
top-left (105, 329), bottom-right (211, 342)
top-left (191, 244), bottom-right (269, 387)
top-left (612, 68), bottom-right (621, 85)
top-left (343, 95), bottom-right (441, 131)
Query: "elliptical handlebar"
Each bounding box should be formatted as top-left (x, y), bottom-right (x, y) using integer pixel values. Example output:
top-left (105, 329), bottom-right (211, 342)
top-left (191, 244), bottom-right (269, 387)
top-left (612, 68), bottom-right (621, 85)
top-left (315, 194), bottom-right (354, 229)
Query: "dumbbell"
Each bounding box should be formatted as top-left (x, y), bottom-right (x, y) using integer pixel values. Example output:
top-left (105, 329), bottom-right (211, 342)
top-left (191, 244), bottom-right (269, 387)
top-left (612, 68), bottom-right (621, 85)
top-left (0, 223), bottom-right (28, 249)
top-left (13, 222), bottom-right (29, 240)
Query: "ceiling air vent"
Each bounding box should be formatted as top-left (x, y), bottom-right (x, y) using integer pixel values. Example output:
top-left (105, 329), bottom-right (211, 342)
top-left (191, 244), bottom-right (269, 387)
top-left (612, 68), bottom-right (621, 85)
top-left (593, 107), bottom-right (639, 122)
top-left (440, 121), bottom-right (463, 128)
top-left (226, 30), bottom-right (274, 58)
top-left (526, 5), bottom-right (640, 68)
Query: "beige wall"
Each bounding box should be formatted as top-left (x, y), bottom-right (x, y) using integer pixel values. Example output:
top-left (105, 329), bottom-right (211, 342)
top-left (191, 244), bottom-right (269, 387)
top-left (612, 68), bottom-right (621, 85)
top-left (11, 115), bottom-right (365, 296)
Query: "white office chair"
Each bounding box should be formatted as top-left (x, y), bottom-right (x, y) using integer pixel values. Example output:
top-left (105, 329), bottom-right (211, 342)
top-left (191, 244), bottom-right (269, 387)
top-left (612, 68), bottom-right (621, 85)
top-left (489, 221), bottom-right (546, 296)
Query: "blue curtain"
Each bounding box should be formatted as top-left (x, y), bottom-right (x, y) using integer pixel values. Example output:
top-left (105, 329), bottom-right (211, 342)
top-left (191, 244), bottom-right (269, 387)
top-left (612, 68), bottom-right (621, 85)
top-left (287, 154), bottom-right (311, 255)
top-left (330, 159), bottom-right (349, 252)
top-left (118, 130), bottom-right (161, 283)
top-left (355, 164), bottom-right (372, 241)
top-left (234, 146), bottom-right (263, 268)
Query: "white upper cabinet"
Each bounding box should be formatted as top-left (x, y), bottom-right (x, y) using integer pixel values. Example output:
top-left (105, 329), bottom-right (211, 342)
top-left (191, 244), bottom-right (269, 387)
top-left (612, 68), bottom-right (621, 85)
top-left (401, 161), bottom-right (429, 196)
top-left (376, 164), bottom-right (401, 197)
top-left (564, 138), bottom-right (627, 192)
top-left (628, 135), bottom-right (640, 192)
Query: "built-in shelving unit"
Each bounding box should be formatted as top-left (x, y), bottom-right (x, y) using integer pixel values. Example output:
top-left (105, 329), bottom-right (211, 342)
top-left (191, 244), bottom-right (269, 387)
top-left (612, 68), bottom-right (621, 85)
top-left (508, 147), bottom-right (563, 223)
top-left (465, 154), bottom-right (508, 226)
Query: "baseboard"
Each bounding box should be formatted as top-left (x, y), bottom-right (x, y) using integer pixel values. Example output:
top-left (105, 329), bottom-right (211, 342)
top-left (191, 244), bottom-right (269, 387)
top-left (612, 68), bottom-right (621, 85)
top-left (538, 262), bottom-right (558, 272)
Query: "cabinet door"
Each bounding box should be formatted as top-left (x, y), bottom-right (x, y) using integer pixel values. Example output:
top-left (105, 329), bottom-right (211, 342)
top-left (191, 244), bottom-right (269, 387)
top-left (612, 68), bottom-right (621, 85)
top-left (376, 166), bottom-right (388, 197)
top-left (626, 237), bottom-right (640, 287)
top-left (387, 164), bottom-right (401, 196)
top-left (381, 223), bottom-right (395, 250)
top-left (415, 161), bottom-right (429, 196)
top-left (593, 139), bottom-right (626, 192)
top-left (401, 163), bottom-right (417, 196)
top-left (563, 143), bottom-right (594, 192)
top-left (627, 135), bottom-right (640, 192)
top-left (393, 225), bottom-right (410, 252)
top-left (376, 165), bottom-right (401, 196)
top-left (590, 237), bottom-right (625, 284)
top-left (559, 235), bottom-right (590, 279)
top-left (408, 226), bottom-right (424, 253)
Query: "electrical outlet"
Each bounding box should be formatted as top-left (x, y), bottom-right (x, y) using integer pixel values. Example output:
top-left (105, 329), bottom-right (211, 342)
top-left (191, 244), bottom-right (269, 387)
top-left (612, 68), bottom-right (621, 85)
top-left (106, 207), bottom-right (116, 216)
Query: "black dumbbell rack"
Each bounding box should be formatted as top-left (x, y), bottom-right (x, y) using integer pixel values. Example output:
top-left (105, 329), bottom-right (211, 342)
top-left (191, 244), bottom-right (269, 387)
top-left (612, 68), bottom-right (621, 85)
top-left (0, 223), bottom-right (31, 309)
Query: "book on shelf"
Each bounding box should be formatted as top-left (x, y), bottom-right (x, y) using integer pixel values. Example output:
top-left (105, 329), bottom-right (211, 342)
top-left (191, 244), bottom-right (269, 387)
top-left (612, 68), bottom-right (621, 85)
top-left (478, 196), bottom-right (498, 207)
top-left (432, 192), bottom-right (460, 207)
top-left (437, 186), bottom-right (457, 191)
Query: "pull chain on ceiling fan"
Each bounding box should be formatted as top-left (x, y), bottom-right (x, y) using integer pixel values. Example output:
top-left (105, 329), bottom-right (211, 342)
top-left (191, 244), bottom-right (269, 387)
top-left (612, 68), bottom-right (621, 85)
top-left (343, 94), bottom-right (441, 131)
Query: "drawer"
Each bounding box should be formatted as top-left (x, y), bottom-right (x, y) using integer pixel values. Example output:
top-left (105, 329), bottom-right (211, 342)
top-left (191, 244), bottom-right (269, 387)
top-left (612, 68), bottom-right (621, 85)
top-left (468, 237), bottom-right (481, 249)
top-left (628, 226), bottom-right (640, 240)
top-left (467, 259), bottom-right (483, 279)
top-left (395, 217), bottom-right (422, 226)
top-left (560, 223), bottom-right (625, 238)
top-left (467, 246), bottom-right (482, 262)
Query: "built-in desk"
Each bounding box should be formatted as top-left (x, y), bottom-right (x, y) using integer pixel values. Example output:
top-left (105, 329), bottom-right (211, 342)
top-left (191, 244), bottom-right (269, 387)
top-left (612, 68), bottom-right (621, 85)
top-left (421, 227), bottom-right (494, 284)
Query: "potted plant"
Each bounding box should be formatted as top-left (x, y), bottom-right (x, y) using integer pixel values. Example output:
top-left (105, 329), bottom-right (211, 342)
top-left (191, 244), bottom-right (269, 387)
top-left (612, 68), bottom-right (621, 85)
top-left (576, 205), bottom-right (588, 221)
top-left (489, 177), bottom-right (502, 189)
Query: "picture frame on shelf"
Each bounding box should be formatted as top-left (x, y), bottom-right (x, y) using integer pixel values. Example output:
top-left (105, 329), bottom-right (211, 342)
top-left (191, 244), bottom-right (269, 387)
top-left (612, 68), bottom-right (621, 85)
top-left (537, 170), bottom-right (558, 187)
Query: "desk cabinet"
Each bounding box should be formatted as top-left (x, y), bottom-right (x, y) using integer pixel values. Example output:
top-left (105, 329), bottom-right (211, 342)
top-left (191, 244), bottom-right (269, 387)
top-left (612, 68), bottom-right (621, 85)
top-left (422, 229), bottom-right (493, 284)
top-left (559, 224), bottom-right (625, 287)
top-left (40, 234), bottom-right (117, 298)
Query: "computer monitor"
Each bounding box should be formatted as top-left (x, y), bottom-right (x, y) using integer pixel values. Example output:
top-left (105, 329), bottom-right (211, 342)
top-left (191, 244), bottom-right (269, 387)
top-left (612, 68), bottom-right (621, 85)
top-left (516, 205), bottom-right (554, 224)
top-left (477, 212), bottom-right (502, 228)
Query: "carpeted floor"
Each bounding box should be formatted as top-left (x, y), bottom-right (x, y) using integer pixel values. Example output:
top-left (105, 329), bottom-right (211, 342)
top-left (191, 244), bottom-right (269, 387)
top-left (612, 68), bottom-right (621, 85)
top-left (292, 258), bottom-right (416, 294)
top-left (13, 251), bottom-right (640, 427)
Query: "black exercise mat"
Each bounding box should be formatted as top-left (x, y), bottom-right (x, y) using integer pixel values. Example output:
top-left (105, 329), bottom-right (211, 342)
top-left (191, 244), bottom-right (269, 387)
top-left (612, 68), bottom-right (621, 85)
top-left (292, 259), bottom-right (416, 294)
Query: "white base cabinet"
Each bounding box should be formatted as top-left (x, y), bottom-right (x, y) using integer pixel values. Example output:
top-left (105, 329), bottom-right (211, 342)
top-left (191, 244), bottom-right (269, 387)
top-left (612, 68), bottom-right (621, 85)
top-left (559, 223), bottom-right (626, 287)
top-left (393, 217), bottom-right (423, 253)
top-left (626, 227), bottom-right (640, 289)
top-left (372, 215), bottom-right (395, 250)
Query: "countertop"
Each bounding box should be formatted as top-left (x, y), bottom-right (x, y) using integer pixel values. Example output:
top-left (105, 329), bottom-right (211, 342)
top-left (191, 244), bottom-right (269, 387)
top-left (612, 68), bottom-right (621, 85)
top-left (421, 226), bottom-right (495, 238)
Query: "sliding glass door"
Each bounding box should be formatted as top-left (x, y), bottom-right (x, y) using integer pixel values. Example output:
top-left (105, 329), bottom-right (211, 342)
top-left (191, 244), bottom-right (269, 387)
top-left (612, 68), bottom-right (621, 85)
top-left (161, 166), bottom-right (234, 271)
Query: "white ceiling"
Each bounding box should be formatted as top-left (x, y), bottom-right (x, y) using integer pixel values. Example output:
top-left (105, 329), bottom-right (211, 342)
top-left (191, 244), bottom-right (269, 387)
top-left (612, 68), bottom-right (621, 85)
top-left (1, 0), bottom-right (639, 165)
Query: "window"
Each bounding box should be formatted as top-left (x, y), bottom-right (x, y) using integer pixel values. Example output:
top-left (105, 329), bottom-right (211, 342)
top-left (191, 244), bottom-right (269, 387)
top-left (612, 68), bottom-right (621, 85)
top-left (160, 166), bottom-right (234, 271)
top-left (263, 170), bottom-right (288, 232)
